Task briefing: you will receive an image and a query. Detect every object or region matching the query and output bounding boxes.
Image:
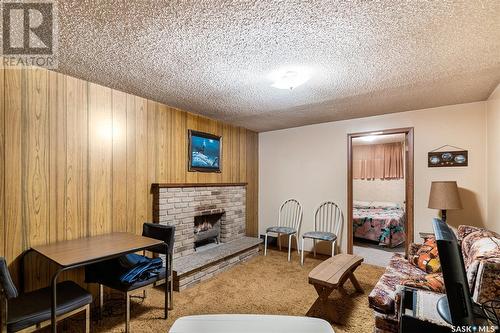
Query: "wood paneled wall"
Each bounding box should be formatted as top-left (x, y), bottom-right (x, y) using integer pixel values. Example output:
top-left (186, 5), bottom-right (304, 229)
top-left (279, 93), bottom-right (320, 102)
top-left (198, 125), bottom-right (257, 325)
top-left (0, 67), bottom-right (258, 290)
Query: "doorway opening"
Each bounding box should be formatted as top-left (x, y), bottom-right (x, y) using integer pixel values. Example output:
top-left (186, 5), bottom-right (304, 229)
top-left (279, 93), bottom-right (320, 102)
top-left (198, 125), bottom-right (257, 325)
top-left (347, 128), bottom-right (414, 266)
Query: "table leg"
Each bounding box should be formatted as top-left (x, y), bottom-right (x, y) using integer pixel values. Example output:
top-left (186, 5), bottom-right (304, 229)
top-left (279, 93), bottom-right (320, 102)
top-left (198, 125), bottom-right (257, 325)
top-left (1, 296), bottom-right (7, 333)
top-left (306, 284), bottom-right (338, 323)
top-left (126, 293), bottom-right (130, 333)
top-left (306, 296), bottom-right (324, 317)
top-left (164, 243), bottom-right (168, 319)
top-left (85, 304), bottom-right (90, 333)
top-left (168, 253), bottom-right (174, 310)
top-left (338, 267), bottom-right (363, 293)
top-left (164, 280), bottom-right (168, 319)
top-left (51, 268), bottom-right (63, 333)
top-left (348, 273), bottom-right (363, 293)
top-left (99, 284), bottom-right (104, 320)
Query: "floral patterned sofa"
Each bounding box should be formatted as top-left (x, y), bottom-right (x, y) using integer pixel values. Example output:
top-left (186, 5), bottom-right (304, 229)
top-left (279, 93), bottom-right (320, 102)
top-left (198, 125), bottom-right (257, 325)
top-left (368, 225), bottom-right (500, 333)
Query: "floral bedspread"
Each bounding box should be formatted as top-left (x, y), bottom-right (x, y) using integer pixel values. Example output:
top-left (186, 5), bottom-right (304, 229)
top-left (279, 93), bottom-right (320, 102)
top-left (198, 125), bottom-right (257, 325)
top-left (353, 207), bottom-right (406, 247)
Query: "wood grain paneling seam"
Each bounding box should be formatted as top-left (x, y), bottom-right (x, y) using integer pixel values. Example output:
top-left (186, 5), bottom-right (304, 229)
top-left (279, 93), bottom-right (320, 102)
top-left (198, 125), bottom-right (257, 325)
top-left (0, 67), bottom-right (4, 258)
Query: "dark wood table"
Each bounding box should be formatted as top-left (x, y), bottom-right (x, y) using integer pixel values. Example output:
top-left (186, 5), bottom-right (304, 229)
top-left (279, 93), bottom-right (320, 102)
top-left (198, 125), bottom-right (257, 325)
top-left (29, 233), bottom-right (165, 333)
top-left (307, 254), bottom-right (364, 323)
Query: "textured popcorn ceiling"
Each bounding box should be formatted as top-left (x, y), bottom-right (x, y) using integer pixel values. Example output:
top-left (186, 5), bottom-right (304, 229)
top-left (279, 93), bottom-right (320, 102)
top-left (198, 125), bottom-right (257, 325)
top-left (56, 1), bottom-right (500, 132)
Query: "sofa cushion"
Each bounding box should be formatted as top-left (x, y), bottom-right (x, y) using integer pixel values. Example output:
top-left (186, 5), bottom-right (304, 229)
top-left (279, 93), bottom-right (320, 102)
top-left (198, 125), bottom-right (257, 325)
top-left (266, 226), bottom-right (296, 234)
top-left (368, 253), bottom-right (426, 314)
top-left (409, 237), bottom-right (441, 273)
top-left (401, 273), bottom-right (445, 293)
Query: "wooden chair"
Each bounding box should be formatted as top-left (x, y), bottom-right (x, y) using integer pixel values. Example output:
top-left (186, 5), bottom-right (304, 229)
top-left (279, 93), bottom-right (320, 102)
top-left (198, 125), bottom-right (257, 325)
top-left (264, 199), bottom-right (303, 262)
top-left (0, 257), bottom-right (92, 333)
top-left (301, 201), bottom-right (343, 265)
top-left (94, 223), bottom-right (175, 333)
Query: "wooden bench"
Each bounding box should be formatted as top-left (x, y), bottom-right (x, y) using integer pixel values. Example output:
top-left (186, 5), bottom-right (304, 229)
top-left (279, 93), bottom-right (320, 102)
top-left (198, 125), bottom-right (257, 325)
top-left (306, 254), bottom-right (364, 323)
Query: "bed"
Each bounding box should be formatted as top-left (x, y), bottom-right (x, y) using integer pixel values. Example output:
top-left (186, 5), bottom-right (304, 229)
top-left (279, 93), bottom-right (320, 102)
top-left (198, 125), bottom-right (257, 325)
top-left (352, 201), bottom-right (406, 248)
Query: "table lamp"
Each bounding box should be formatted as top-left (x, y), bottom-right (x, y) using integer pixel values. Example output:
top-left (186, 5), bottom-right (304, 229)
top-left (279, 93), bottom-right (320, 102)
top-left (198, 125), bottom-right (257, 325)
top-left (428, 181), bottom-right (463, 223)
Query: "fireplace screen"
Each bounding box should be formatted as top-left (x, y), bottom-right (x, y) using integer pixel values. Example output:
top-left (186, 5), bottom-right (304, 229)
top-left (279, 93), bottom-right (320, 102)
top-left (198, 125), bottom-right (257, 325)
top-left (193, 212), bottom-right (223, 247)
top-left (195, 220), bottom-right (214, 234)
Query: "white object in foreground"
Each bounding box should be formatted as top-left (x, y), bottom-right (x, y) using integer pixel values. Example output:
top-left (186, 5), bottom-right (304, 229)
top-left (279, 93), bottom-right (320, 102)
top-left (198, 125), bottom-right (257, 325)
top-left (169, 314), bottom-right (334, 333)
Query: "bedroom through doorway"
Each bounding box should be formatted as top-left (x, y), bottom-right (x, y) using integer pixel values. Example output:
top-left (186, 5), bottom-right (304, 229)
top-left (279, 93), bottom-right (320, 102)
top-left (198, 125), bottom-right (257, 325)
top-left (347, 128), bottom-right (414, 267)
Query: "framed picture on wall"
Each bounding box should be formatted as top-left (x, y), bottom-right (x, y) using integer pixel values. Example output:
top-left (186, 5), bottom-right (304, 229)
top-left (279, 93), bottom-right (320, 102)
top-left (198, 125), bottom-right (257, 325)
top-left (188, 130), bottom-right (222, 172)
top-left (428, 150), bottom-right (468, 167)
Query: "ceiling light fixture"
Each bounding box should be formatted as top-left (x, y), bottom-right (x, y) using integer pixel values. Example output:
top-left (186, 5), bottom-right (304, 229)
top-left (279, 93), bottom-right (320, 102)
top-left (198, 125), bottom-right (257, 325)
top-left (268, 66), bottom-right (311, 90)
top-left (361, 132), bottom-right (384, 142)
top-left (361, 136), bottom-right (378, 142)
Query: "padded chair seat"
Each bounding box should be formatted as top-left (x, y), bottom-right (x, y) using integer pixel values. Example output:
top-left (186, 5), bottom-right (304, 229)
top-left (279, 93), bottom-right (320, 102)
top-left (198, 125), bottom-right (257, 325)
top-left (7, 281), bottom-right (92, 332)
top-left (266, 226), bottom-right (296, 235)
top-left (302, 231), bottom-right (337, 242)
top-left (99, 267), bottom-right (167, 292)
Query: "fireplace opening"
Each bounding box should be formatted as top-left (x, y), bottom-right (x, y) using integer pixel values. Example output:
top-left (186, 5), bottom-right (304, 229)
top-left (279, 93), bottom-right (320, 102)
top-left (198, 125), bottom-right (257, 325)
top-left (193, 210), bottom-right (224, 249)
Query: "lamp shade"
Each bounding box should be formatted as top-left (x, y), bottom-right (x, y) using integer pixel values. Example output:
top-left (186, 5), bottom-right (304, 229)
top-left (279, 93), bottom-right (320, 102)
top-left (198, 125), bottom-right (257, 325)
top-left (428, 181), bottom-right (463, 210)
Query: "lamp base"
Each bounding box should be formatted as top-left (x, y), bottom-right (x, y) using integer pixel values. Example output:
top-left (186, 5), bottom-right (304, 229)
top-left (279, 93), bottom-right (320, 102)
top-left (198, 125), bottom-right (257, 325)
top-left (441, 209), bottom-right (447, 223)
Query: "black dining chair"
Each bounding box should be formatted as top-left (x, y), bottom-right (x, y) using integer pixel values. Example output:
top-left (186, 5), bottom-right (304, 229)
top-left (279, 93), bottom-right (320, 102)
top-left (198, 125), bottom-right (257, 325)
top-left (0, 257), bottom-right (92, 333)
top-left (140, 223), bottom-right (175, 309)
top-left (94, 223), bottom-right (175, 333)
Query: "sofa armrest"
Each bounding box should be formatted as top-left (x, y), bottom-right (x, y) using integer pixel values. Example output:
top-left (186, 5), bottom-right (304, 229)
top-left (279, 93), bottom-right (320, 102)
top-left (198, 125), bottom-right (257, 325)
top-left (457, 225), bottom-right (481, 243)
top-left (472, 260), bottom-right (500, 306)
top-left (393, 285), bottom-right (405, 319)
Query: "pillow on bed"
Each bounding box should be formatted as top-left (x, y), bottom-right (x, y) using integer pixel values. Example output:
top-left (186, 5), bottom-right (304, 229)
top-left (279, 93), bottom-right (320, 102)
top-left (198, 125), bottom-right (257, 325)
top-left (370, 201), bottom-right (402, 210)
top-left (409, 237), bottom-right (441, 273)
top-left (353, 200), bottom-right (372, 209)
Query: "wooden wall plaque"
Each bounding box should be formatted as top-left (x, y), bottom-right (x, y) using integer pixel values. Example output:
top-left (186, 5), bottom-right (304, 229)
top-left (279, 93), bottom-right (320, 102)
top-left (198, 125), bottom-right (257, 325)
top-left (428, 150), bottom-right (468, 167)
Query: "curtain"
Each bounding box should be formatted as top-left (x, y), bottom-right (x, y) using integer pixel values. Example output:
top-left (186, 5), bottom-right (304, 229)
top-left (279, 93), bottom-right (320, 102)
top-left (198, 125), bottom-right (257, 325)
top-left (353, 142), bottom-right (404, 180)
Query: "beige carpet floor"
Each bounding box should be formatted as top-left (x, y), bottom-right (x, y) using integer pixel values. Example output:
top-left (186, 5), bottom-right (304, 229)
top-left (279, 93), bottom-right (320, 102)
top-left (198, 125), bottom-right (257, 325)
top-left (65, 248), bottom-right (384, 333)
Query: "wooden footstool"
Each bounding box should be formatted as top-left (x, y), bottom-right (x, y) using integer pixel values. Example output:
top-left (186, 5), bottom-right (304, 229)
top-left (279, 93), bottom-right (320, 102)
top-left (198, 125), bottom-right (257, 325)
top-left (306, 254), bottom-right (364, 323)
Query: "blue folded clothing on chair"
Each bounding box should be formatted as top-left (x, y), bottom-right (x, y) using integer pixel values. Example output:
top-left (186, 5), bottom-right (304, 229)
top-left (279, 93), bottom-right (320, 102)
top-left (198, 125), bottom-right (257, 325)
top-left (118, 254), bottom-right (163, 284)
top-left (85, 253), bottom-right (164, 285)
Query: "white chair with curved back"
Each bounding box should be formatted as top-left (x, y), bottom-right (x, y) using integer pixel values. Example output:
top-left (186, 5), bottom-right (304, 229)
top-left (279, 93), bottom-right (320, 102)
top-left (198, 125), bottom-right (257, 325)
top-left (301, 201), bottom-right (343, 265)
top-left (264, 199), bottom-right (303, 262)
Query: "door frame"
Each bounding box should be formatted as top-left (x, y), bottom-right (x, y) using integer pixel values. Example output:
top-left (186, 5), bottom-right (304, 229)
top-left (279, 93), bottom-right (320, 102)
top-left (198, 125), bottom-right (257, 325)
top-left (347, 127), bottom-right (414, 255)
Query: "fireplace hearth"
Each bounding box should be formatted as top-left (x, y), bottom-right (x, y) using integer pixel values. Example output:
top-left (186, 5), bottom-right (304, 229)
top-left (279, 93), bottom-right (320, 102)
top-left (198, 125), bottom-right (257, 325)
top-left (153, 183), bottom-right (261, 291)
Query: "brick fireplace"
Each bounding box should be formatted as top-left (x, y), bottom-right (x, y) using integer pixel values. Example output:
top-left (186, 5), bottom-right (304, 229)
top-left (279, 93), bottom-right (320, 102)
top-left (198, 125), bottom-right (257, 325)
top-left (152, 183), bottom-right (261, 290)
top-left (153, 184), bottom-right (246, 258)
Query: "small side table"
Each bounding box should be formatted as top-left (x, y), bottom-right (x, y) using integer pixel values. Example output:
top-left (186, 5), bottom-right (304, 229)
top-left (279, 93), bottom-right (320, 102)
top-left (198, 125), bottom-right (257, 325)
top-left (399, 287), bottom-right (452, 333)
top-left (419, 232), bottom-right (435, 239)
